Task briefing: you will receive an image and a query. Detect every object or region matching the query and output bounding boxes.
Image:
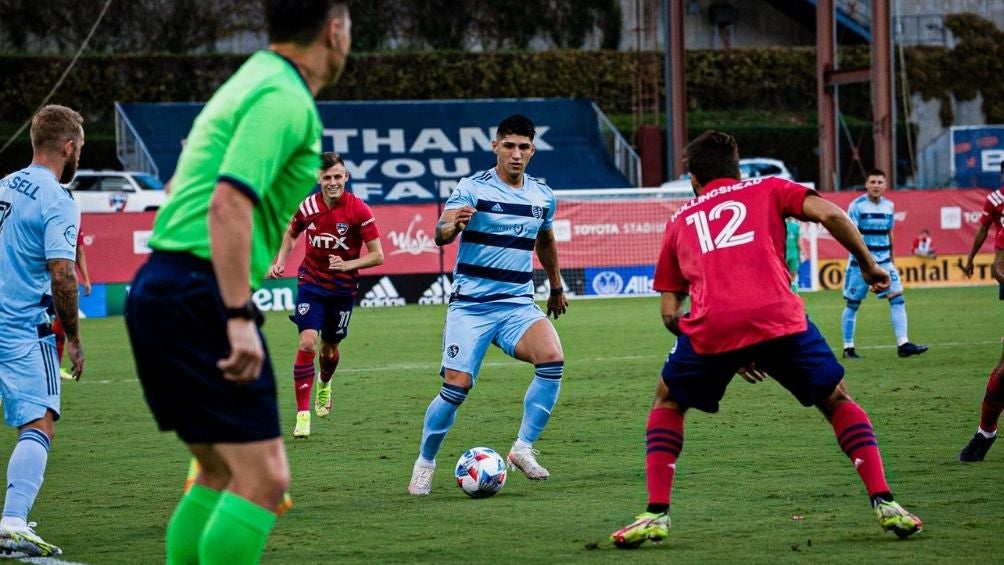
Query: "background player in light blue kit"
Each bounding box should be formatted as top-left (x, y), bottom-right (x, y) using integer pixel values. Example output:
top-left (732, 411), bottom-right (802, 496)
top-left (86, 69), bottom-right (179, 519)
top-left (0, 104), bottom-right (86, 557)
top-left (840, 168), bottom-right (927, 359)
top-left (408, 114), bottom-right (569, 496)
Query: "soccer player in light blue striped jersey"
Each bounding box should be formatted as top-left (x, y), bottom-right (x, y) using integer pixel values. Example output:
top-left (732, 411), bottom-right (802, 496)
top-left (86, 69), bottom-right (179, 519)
top-left (408, 114), bottom-right (569, 495)
top-left (840, 169), bottom-right (927, 359)
top-left (0, 104), bottom-right (86, 557)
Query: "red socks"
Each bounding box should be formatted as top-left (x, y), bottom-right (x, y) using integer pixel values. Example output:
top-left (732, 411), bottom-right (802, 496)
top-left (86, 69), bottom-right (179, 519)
top-left (645, 407), bottom-right (684, 507)
top-left (293, 349), bottom-right (315, 411)
top-left (831, 401), bottom-right (889, 498)
top-left (318, 349), bottom-right (340, 384)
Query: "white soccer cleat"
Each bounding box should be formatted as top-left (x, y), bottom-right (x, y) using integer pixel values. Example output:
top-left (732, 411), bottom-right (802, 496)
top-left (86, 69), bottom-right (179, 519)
top-left (507, 445), bottom-right (550, 480)
top-left (408, 460), bottom-right (435, 496)
top-left (0, 523), bottom-right (62, 557)
top-left (292, 410), bottom-right (311, 439)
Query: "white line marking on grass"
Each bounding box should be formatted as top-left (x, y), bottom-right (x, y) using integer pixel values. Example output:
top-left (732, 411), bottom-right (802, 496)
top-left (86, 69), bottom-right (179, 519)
top-left (0, 552), bottom-right (87, 564)
top-left (67, 341), bottom-right (1002, 385)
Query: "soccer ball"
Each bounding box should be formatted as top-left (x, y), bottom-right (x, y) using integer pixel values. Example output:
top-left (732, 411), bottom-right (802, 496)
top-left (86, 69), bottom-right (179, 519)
top-left (455, 447), bottom-right (507, 498)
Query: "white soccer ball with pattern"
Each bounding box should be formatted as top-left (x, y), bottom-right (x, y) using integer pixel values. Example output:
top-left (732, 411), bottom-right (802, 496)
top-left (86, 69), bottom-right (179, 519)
top-left (455, 447), bottom-right (507, 498)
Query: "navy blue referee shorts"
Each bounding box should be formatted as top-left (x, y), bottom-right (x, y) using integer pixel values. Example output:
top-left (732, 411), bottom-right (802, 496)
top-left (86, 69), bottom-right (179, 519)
top-left (661, 318), bottom-right (844, 413)
top-left (125, 251), bottom-right (280, 444)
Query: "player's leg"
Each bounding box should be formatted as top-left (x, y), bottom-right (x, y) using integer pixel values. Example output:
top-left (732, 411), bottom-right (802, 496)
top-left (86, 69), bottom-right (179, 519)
top-left (841, 266), bottom-right (867, 358)
top-left (409, 303), bottom-right (492, 495)
top-left (960, 343), bottom-right (1004, 461)
top-left (0, 341), bottom-right (62, 557)
top-left (758, 320), bottom-right (920, 538)
top-left (291, 287), bottom-right (325, 438)
top-left (168, 444), bottom-right (228, 565)
top-left (611, 334), bottom-right (735, 549)
top-left (507, 307), bottom-right (563, 479)
top-left (198, 438), bottom-right (289, 565)
top-left (315, 296), bottom-right (352, 418)
top-left (885, 269), bottom-right (927, 357)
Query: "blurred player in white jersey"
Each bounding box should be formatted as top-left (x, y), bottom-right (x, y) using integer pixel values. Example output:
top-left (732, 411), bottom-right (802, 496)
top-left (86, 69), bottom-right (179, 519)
top-left (408, 114), bottom-right (568, 495)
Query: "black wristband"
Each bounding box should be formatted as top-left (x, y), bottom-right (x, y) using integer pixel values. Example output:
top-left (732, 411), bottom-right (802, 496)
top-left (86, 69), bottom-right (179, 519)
top-left (224, 300), bottom-right (259, 320)
top-left (550, 287), bottom-right (564, 297)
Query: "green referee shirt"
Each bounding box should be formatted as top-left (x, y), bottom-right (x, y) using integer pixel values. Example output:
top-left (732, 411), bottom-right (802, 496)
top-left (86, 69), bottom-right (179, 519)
top-left (149, 50), bottom-right (322, 289)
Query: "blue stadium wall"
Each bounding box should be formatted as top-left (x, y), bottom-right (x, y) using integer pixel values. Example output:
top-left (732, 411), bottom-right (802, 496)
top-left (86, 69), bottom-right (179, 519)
top-left (118, 98), bottom-right (630, 204)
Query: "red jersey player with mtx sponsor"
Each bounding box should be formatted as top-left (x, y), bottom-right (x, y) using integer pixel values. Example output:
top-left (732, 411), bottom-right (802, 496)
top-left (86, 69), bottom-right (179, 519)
top-left (269, 152), bottom-right (384, 438)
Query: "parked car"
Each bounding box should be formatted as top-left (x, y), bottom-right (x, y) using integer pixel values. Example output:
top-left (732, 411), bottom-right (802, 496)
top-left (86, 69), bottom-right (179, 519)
top-left (66, 169), bottom-right (166, 213)
top-left (660, 157), bottom-right (795, 192)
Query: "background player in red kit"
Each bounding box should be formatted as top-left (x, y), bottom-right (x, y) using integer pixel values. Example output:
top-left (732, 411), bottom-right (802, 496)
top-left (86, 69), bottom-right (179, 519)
top-left (269, 152), bottom-right (384, 438)
top-left (609, 130), bottom-right (922, 549)
top-left (958, 160), bottom-right (1004, 462)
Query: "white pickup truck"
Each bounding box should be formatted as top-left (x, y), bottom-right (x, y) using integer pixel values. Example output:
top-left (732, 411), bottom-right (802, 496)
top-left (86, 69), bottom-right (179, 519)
top-left (66, 169), bottom-right (167, 213)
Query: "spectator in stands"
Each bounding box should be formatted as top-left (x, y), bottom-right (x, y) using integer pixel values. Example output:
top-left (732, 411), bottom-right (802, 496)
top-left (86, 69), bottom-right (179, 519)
top-left (911, 229), bottom-right (935, 259)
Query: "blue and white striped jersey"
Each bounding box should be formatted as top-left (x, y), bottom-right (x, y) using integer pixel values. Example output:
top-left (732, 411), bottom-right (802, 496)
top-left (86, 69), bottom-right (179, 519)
top-left (446, 167), bottom-right (555, 304)
top-left (847, 194), bottom-right (895, 266)
top-left (0, 164), bottom-right (80, 360)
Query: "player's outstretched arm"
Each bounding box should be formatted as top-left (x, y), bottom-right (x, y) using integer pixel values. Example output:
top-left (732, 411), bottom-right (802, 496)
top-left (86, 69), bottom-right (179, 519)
top-left (330, 238), bottom-right (385, 272)
top-left (659, 291), bottom-right (688, 336)
top-left (435, 206), bottom-right (475, 246)
top-left (993, 249), bottom-right (1004, 285)
top-left (802, 194), bottom-right (889, 290)
top-left (50, 257), bottom-right (83, 379)
top-left (535, 229), bottom-right (567, 319)
top-left (268, 225), bottom-right (299, 278)
top-left (209, 181), bottom-right (263, 383)
top-left (965, 223), bottom-right (991, 277)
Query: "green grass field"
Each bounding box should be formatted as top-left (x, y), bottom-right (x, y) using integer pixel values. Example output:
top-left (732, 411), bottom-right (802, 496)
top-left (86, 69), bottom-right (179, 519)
top-left (6, 287), bottom-right (1004, 564)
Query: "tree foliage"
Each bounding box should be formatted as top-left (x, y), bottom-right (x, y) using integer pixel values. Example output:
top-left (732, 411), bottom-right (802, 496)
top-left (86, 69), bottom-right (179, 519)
top-left (0, 0), bottom-right (621, 54)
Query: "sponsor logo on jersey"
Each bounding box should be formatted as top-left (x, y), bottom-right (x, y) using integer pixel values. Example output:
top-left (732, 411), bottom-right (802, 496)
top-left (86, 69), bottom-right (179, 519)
top-left (491, 203), bottom-right (504, 212)
top-left (446, 344), bottom-right (460, 358)
top-left (419, 275), bottom-right (453, 305)
top-left (64, 225), bottom-right (78, 246)
top-left (309, 232), bottom-right (350, 251)
top-left (360, 277), bottom-right (406, 307)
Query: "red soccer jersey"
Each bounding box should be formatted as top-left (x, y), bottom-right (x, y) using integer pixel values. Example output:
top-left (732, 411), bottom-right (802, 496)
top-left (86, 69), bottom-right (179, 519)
top-left (978, 189), bottom-right (1004, 250)
top-left (654, 177), bottom-right (812, 354)
top-left (289, 191), bottom-right (380, 296)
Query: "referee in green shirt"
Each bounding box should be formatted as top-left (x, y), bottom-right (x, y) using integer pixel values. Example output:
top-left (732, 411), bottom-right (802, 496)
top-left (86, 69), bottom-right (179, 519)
top-left (125, 2), bottom-right (353, 563)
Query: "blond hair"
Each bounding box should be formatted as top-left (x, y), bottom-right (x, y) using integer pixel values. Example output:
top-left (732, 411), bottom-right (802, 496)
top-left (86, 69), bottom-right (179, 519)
top-left (30, 105), bottom-right (83, 153)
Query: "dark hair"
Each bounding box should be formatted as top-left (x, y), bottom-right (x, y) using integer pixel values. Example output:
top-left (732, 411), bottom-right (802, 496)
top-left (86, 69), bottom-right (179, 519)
top-left (866, 168), bottom-right (886, 179)
top-left (321, 151), bottom-right (344, 169)
top-left (496, 114), bottom-right (536, 140)
top-left (683, 130), bottom-right (740, 186)
top-left (266, 0), bottom-right (347, 45)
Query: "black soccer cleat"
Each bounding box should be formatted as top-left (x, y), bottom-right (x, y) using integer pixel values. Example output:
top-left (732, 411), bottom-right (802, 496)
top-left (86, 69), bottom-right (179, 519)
top-left (959, 432), bottom-right (996, 462)
top-left (842, 347), bottom-right (862, 359)
top-left (897, 342), bottom-right (928, 358)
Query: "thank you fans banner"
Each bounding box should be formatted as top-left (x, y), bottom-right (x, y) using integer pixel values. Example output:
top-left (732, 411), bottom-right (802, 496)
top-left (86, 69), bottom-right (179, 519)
top-left (118, 98), bottom-right (630, 204)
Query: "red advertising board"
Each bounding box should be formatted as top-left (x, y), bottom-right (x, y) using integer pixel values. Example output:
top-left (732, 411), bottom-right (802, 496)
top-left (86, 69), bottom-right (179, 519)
top-left (80, 189), bottom-right (994, 284)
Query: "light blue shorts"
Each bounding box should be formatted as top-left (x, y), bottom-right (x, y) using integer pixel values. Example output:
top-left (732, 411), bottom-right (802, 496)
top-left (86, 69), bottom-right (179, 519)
top-left (843, 263), bottom-right (903, 301)
top-left (441, 301), bottom-right (547, 382)
top-left (0, 340), bottom-right (61, 427)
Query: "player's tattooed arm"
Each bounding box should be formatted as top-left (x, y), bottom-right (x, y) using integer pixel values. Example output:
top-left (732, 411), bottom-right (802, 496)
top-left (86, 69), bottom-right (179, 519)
top-left (660, 291), bottom-right (688, 336)
top-left (435, 206), bottom-right (476, 246)
top-left (49, 258), bottom-right (80, 341)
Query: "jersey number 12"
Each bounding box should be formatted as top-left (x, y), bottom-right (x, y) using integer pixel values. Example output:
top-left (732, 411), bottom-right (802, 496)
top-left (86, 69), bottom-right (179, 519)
top-left (685, 200), bottom-right (754, 253)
